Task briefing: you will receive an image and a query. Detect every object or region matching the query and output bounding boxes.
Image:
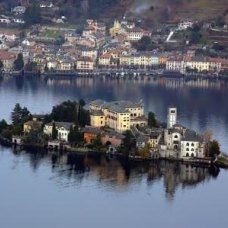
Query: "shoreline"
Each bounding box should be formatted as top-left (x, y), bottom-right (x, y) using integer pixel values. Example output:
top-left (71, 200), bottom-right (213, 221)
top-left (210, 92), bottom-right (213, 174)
top-left (1, 137), bottom-right (227, 169)
top-left (2, 70), bottom-right (228, 81)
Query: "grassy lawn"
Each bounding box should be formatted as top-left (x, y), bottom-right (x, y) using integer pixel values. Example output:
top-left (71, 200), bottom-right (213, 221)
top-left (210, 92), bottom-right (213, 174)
top-left (40, 30), bottom-right (64, 38)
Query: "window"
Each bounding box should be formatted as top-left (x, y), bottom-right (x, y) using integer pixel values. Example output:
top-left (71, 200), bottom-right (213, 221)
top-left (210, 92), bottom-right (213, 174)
top-left (186, 153), bottom-right (189, 157)
top-left (186, 143), bottom-right (189, 146)
top-left (186, 148), bottom-right (189, 151)
top-left (174, 135), bottom-right (178, 139)
top-left (191, 143), bottom-right (194, 146)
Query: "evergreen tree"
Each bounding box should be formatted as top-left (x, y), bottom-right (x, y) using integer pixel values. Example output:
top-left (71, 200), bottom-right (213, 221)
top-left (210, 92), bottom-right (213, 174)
top-left (68, 126), bottom-right (83, 145)
top-left (14, 53), bottom-right (24, 71)
top-left (0, 60), bottom-right (3, 72)
top-left (0, 119), bottom-right (8, 134)
top-left (52, 122), bottom-right (58, 140)
top-left (148, 112), bottom-right (156, 128)
top-left (209, 140), bottom-right (220, 157)
top-left (24, 3), bottom-right (41, 26)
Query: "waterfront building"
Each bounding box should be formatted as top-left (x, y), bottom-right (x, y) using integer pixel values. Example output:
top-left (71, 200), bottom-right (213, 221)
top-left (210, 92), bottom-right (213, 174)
top-left (148, 131), bottom-right (162, 150)
top-left (101, 131), bottom-right (125, 147)
top-left (186, 56), bottom-right (210, 72)
top-left (0, 50), bottom-right (17, 72)
top-left (23, 120), bottom-right (43, 134)
top-left (166, 57), bottom-right (186, 73)
top-left (98, 54), bottom-right (111, 66)
top-left (76, 57), bottom-right (94, 71)
top-left (180, 130), bottom-right (205, 158)
top-left (83, 127), bottom-right (101, 144)
top-left (44, 122), bottom-right (74, 142)
top-left (164, 128), bottom-right (182, 151)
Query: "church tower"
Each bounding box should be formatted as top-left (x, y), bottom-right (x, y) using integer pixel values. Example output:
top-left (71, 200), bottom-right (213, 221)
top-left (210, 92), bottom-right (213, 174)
top-left (167, 107), bottom-right (177, 129)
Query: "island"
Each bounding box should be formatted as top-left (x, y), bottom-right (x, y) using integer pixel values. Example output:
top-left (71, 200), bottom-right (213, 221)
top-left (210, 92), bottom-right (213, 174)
top-left (0, 99), bottom-right (227, 168)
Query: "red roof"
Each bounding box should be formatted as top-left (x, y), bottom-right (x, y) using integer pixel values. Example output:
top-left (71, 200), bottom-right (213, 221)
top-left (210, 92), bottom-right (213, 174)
top-left (0, 51), bottom-right (16, 60)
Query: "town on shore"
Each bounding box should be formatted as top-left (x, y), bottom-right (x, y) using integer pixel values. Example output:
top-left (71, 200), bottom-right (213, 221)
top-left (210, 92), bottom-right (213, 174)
top-left (0, 2), bottom-right (227, 78)
top-left (1, 98), bottom-right (227, 167)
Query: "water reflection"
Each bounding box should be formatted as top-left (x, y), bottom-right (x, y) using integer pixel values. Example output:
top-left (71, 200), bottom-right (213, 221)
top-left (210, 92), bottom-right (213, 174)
top-left (12, 148), bottom-right (220, 201)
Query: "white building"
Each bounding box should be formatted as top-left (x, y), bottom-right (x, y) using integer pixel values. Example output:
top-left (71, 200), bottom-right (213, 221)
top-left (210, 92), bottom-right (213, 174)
top-left (167, 107), bottom-right (177, 129)
top-left (127, 28), bottom-right (151, 41)
top-left (178, 21), bottom-right (194, 31)
top-left (12, 6), bottom-right (26, 15)
top-left (40, 2), bottom-right (54, 8)
top-left (164, 128), bottom-right (182, 151)
top-left (180, 130), bottom-right (205, 158)
top-left (44, 122), bottom-right (74, 142)
top-left (166, 58), bottom-right (186, 74)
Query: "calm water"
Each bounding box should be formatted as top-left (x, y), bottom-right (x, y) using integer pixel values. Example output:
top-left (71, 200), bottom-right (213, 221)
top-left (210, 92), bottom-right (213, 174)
top-left (1, 76), bottom-right (228, 227)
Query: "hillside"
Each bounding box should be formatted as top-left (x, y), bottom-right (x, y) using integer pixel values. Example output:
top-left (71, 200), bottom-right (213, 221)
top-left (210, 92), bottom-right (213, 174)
top-left (116, 0), bottom-right (228, 25)
top-left (0, 0), bottom-right (227, 25)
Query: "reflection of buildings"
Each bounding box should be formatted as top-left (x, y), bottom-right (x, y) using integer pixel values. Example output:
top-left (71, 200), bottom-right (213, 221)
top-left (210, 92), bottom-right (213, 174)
top-left (158, 78), bottom-right (224, 89)
top-left (17, 149), bottom-right (219, 200)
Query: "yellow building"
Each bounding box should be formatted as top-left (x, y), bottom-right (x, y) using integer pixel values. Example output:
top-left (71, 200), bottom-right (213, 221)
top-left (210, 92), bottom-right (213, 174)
top-left (23, 120), bottom-right (43, 134)
top-left (119, 55), bottom-right (132, 66)
top-left (98, 54), bottom-right (111, 66)
top-left (186, 57), bottom-right (210, 72)
top-left (110, 20), bottom-right (122, 37)
top-left (107, 107), bottom-right (131, 133)
top-left (159, 55), bottom-right (168, 66)
top-left (89, 100), bottom-right (145, 133)
top-left (148, 132), bottom-right (162, 150)
top-left (90, 110), bottom-right (106, 127)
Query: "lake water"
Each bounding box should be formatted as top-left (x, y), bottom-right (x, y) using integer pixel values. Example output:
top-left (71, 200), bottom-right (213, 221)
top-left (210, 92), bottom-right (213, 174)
top-left (0, 76), bottom-right (228, 227)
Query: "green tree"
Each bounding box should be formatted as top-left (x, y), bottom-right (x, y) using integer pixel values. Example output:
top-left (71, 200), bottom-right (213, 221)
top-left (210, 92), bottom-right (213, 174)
top-left (24, 3), bottom-right (41, 26)
top-left (11, 103), bottom-right (30, 125)
top-left (122, 130), bottom-right (135, 155)
top-left (14, 53), bottom-right (24, 71)
top-left (50, 100), bottom-right (89, 126)
top-left (209, 140), bottom-right (220, 157)
top-left (0, 119), bottom-right (8, 134)
top-left (0, 60), bottom-right (3, 72)
top-left (93, 135), bottom-right (102, 150)
top-left (148, 112), bottom-right (156, 128)
top-left (52, 122), bottom-right (58, 140)
top-left (132, 36), bottom-right (155, 51)
top-left (79, 99), bottom-right (86, 107)
top-left (1, 128), bottom-right (12, 140)
top-left (68, 125), bottom-right (83, 145)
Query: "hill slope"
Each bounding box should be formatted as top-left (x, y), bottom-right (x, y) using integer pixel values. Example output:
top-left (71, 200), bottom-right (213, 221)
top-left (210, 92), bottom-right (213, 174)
top-left (0, 0), bottom-right (227, 24)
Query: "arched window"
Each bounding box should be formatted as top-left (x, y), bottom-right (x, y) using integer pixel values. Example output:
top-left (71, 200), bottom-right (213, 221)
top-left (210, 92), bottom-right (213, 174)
top-left (174, 135), bottom-right (178, 139)
top-left (186, 148), bottom-right (189, 151)
top-left (186, 153), bottom-right (189, 157)
top-left (191, 148), bottom-right (194, 151)
top-left (191, 153), bottom-right (194, 157)
top-left (186, 143), bottom-right (189, 146)
top-left (191, 143), bottom-right (194, 146)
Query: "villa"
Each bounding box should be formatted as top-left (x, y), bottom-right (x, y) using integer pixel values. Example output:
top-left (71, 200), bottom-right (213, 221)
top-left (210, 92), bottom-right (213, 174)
top-left (89, 100), bottom-right (147, 133)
